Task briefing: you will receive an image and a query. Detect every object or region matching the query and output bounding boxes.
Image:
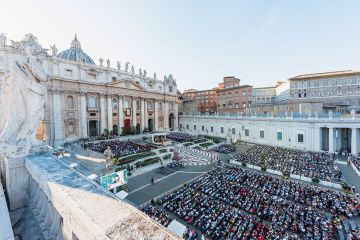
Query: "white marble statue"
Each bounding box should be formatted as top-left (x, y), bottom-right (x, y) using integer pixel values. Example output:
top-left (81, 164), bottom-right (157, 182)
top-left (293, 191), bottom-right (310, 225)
top-left (0, 34), bottom-right (48, 157)
top-left (143, 69), bottom-right (147, 78)
top-left (125, 62), bottom-right (129, 72)
top-left (164, 75), bottom-right (167, 82)
top-left (99, 57), bottom-right (104, 67)
top-left (50, 44), bottom-right (58, 56)
top-left (107, 59), bottom-right (110, 68)
top-left (103, 146), bottom-right (114, 168)
top-left (139, 68), bottom-right (142, 77)
top-left (153, 72), bottom-right (156, 79)
top-left (131, 65), bottom-right (134, 74)
top-left (0, 33), bottom-right (6, 47)
top-left (117, 61), bottom-right (121, 70)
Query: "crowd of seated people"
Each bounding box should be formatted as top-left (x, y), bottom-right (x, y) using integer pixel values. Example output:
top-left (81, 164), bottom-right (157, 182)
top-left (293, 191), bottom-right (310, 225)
top-left (86, 140), bottom-right (156, 157)
top-left (150, 167), bottom-right (359, 240)
top-left (234, 144), bottom-right (342, 181)
top-left (211, 144), bottom-right (236, 154)
top-left (142, 204), bottom-right (172, 227)
top-left (167, 132), bottom-right (199, 143)
top-left (349, 154), bottom-right (360, 172)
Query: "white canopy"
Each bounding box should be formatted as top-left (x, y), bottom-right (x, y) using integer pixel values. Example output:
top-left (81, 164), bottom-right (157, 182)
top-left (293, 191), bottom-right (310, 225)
top-left (167, 219), bottom-right (186, 237)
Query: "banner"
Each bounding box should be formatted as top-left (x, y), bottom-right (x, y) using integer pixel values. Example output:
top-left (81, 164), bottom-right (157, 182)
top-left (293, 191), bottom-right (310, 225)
top-left (100, 169), bottom-right (128, 190)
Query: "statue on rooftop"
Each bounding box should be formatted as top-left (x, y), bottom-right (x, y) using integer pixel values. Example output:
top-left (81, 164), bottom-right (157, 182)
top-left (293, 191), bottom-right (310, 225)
top-left (50, 44), bottom-right (58, 56)
top-left (117, 61), bottom-right (121, 70)
top-left (0, 33), bottom-right (6, 47)
top-left (99, 57), bottom-right (104, 67)
top-left (125, 62), bottom-right (129, 72)
top-left (107, 59), bottom-right (110, 68)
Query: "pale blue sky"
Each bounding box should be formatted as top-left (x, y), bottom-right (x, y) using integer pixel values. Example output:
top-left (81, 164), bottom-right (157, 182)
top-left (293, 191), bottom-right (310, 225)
top-left (1, 0), bottom-right (360, 91)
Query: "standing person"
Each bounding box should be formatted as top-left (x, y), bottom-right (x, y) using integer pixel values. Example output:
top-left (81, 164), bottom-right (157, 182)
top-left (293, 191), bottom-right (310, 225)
top-left (151, 177), bottom-right (154, 185)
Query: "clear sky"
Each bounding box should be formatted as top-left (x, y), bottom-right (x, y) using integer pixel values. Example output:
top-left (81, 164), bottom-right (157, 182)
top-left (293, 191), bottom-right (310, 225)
top-left (1, 0), bottom-right (360, 91)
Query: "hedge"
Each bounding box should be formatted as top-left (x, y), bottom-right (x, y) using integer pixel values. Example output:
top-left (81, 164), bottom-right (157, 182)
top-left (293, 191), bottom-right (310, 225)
top-left (118, 151), bottom-right (156, 165)
top-left (199, 142), bottom-right (214, 148)
top-left (183, 142), bottom-right (194, 147)
top-left (135, 157), bottom-right (160, 168)
top-left (159, 148), bottom-right (168, 153)
top-left (193, 138), bottom-right (208, 144)
top-left (163, 154), bottom-right (172, 160)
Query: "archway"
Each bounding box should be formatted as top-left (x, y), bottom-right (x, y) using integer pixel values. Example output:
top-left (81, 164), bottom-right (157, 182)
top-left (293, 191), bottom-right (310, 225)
top-left (168, 113), bottom-right (175, 131)
top-left (89, 120), bottom-right (98, 136)
top-left (113, 125), bottom-right (118, 135)
top-left (148, 119), bottom-right (153, 132)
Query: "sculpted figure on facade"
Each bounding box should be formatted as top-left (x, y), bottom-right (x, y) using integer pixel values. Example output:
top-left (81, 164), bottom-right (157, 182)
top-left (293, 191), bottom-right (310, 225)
top-left (125, 62), bottom-right (129, 72)
top-left (0, 33), bottom-right (6, 47)
top-left (50, 44), bottom-right (58, 56)
top-left (99, 57), bottom-right (104, 67)
top-left (117, 61), bottom-right (121, 70)
top-left (0, 34), bottom-right (48, 158)
top-left (143, 69), bottom-right (147, 78)
top-left (153, 72), bottom-right (157, 79)
top-left (139, 68), bottom-right (142, 77)
top-left (131, 65), bottom-right (134, 74)
top-left (107, 59), bottom-right (110, 68)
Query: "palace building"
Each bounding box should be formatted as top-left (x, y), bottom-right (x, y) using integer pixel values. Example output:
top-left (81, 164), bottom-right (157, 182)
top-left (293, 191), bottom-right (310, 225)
top-left (0, 34), bottom-right (179, 146)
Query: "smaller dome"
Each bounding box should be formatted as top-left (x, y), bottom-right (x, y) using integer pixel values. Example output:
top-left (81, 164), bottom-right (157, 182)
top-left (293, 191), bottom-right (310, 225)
top-left (57, 35), bottom-right (95, 65)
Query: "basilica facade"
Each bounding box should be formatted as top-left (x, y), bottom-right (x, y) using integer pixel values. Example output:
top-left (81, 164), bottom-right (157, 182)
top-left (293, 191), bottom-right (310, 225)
top-left (0, 34), bottom-right (179, 146)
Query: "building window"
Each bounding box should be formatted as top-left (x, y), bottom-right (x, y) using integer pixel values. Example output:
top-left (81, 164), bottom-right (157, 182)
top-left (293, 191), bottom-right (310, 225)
top-left (297, 134), bottom-right (304, 143)
top-left (277, 132), bottom-right (282, 140)
top-left (245, 129), bottom-right (249, 136)
top-left (112, 99), bottom-right (118, 109)
top-left (88, 73), bottom-right (96, 80)
top-left (260, 130), bottom-right (264, 138)
top-left (232, 128), bottom-right (235, 134)
top-left (221, 127), bottom-right (224, 133)
top-left (186, 124), bottom-right (189, 130)
top-left (202, 125), bottom-right (205, 131)
top-left (89, 96), bottom-right (96, 108)
top-left (211, 126), bottom-right (213, 132)
top-left (65, 69), bottom-right (73, 76)
top-left (67, 95), bottom-right (74, 109)
top-left (180, 124), bottom-right (183, 129)
top-left (194, 125), bottom-right (196, 130)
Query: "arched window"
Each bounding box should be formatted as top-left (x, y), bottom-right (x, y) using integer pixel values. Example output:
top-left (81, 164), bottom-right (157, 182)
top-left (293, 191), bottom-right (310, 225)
top-left (123, 98), bottom-right (129, 108)
top-left (89, 96), bottom-right (96, 108)
top-left (67, 95), bottom-right (74, 109)
top-left (112, 99), bottom-right (118, 109)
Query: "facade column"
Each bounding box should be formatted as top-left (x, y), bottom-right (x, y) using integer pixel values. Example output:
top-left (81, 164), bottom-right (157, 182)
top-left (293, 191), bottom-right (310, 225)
top-left (154, 101), bottom-right (159, 131)
top-left (313, 127), bottom-right (322, 151)
top-left (329, 127), bottom-right (335, 153)
top-left (100, 94), bottom-right (106, 134)
top-left (79, 93), bottom-right (87, 138)
top-left (118, 96), bottom-right (123, 135)
top-left (174, 103), bottom-right (179, 131)
top-left (144, 100), bottom-right (148, 129)
top-left (164, 101), bottom-right (169, 131)
top-left (132, 98), bottom-right (137, 127)
top-left (141, 98), bottom-right (145, 131)
top-left (351, 128), bottom-right (358, 155)
top-left (107, 94), bottom-right (113, 133)
top-left (52, 90), bottom-right (63, 146)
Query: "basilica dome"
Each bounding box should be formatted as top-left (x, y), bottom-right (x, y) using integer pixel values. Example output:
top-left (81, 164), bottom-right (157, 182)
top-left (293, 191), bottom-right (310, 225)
top-left (57, 35), bottom-right (95, 65)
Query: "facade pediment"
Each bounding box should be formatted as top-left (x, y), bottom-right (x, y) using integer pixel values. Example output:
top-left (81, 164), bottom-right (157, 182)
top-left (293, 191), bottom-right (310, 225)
top-left (107, 79), bottom-right (144, 90)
